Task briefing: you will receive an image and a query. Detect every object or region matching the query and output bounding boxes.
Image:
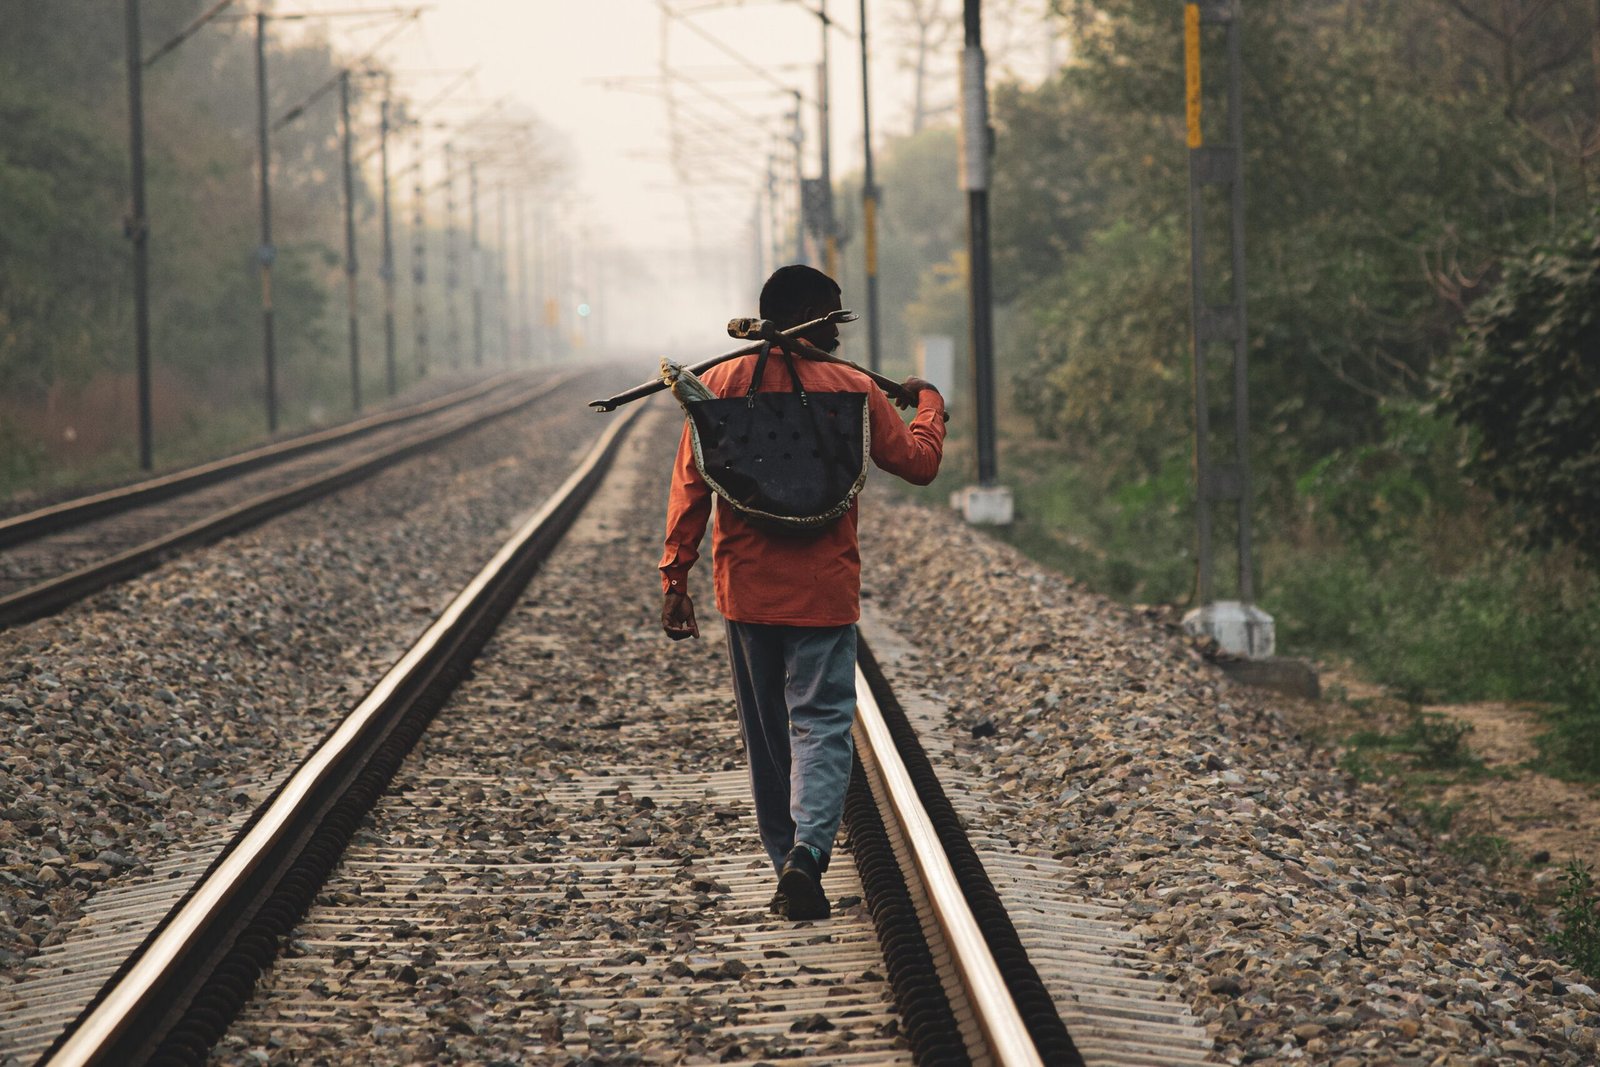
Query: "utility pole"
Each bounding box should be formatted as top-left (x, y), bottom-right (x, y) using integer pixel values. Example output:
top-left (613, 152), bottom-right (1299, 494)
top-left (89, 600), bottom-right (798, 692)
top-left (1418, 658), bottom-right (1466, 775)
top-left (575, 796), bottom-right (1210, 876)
top-left (791, 91), bottom-right (806, 263)
top-left (124, 0), bottom-right (241, 467)
top-left (255, 12), bottom-right (279, 433)
top-left (817, 0), bottom-right (838, 279)
top-left (470, 161), bottom-right (483, 367)
top-left (751, 198), bottom-right (765, 291)
top-left (765, 154), bottom-right (782, 277)
top-left (124, 0), bottom-right (154, 470)
top-left (955, 0), bottom-right (1011, 524)
top-left (444, 141), bottom-right (460, 366)
top-left (497, 182), bottom-right (510, 365)
top-left (515, 188), bottom-right (530, 362)
top-left (411, 128), bottom-right (430, 378)
top-left (260, 9), bottom-right (417, 413)
top-left (1180, 0), bottom-right (1273, 659)
top-left (339, 70), bottom-right (361, 412)
top-left (535, 201), bottom-right (551, 359)
top-left (858, 0), bottom-right (882, 374)
top-left (379, 94), bottom-right (397, 396)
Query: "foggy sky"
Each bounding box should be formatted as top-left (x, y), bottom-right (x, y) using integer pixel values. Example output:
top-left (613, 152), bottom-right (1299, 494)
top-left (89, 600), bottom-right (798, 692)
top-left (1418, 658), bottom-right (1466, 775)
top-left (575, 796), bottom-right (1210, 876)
top-left (282, 0), bottom-right (1056, 354)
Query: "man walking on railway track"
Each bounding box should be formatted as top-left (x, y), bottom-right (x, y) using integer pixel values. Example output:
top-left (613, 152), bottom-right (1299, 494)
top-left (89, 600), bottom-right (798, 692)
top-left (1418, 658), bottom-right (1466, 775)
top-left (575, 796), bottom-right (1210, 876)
top-left (658, 264), bottom-right (946, 921)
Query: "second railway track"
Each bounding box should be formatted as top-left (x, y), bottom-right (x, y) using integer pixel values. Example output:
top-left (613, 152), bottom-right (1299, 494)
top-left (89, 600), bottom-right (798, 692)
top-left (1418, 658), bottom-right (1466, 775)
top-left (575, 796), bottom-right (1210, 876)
top-left (0, 371), bottom-right (574, 629)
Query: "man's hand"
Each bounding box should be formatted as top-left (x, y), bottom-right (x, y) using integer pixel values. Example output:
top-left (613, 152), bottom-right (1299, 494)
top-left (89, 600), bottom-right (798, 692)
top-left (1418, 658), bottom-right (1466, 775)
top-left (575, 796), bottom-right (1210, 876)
top-left (896, 376), bottom-right (938, 411)
top-left (662, 589), bottom-right (700, 641)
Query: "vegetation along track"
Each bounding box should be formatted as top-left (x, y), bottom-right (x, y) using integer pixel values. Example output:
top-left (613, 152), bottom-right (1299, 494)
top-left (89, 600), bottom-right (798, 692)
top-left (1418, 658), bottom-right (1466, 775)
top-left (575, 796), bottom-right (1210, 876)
top-left (0, 370), bottom-right (572, 630)
top-left (6, 404), bottom-right (1136, 1066)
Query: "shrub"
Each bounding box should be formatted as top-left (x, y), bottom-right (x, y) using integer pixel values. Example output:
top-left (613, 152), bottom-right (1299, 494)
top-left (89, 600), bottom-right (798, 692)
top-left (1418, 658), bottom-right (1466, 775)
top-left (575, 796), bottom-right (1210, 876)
top-left (1442, 214), bottom-right (1600, 562)
top-left (1550, 861), bottom-right (1600, 982)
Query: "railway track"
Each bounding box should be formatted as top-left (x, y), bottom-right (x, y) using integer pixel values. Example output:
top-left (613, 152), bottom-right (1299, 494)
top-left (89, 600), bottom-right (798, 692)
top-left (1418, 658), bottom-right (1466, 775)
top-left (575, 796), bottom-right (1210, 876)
top-left (0, 371), bottom-right (570, 630)
top-left (3, 404), bottom-right (1204, 1066)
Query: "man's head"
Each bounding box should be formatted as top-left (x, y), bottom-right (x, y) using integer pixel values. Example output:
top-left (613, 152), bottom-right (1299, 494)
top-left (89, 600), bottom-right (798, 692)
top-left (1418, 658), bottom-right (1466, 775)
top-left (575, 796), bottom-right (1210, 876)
top-left (759, 265), bottom-right (843, 352)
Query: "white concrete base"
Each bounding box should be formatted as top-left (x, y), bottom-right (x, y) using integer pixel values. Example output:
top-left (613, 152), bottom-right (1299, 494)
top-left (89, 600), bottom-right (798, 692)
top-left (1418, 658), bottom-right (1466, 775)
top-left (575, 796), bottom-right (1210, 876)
top-left (951, 484), bottom-right (1014, 525)
top-left (1182, 600), bottom-right (1276, 660)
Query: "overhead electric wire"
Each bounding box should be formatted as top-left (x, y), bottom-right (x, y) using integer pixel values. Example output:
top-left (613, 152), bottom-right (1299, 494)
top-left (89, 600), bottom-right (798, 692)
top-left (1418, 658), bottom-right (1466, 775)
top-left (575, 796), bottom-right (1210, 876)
top-left (144, 0), bottom-right (237, 68)
top-left (658, 1), bottom-right (817, 105)
top-left (273, 8), bottom-right (424, 131)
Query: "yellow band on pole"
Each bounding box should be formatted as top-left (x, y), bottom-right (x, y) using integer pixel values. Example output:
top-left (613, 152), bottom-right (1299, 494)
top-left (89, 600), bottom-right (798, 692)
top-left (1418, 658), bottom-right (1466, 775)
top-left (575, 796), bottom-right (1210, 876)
top-left (864, 195), bottom-right (878, 276)
top-left (1184, 3), bottom-right (1202, 149)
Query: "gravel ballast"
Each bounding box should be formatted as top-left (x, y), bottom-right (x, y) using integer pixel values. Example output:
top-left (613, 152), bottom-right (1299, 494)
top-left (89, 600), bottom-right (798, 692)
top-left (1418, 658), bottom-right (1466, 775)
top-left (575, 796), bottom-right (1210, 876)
top-left (857, 491), bottom-right (1598, 1065)
top-left (0, 369), bottom-right (624, 993)
top-left (5, 380), bottom-right (1596, 1065)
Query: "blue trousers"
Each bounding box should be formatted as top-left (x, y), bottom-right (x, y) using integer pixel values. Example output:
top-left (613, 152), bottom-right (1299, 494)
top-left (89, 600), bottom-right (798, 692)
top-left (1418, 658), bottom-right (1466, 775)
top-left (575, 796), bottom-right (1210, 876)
top-left (724, 620), bottom-right (858, 875)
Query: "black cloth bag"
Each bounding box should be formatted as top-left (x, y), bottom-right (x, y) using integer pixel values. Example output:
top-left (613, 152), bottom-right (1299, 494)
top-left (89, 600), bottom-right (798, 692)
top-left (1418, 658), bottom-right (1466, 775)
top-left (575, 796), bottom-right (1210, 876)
top-left (685, 347), bottom-right (869, 535)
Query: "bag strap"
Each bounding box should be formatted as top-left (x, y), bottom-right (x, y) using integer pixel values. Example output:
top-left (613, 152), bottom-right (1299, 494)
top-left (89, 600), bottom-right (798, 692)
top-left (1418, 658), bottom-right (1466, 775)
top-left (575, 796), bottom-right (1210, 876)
top-left (744, 341), bottom-right (810, 407)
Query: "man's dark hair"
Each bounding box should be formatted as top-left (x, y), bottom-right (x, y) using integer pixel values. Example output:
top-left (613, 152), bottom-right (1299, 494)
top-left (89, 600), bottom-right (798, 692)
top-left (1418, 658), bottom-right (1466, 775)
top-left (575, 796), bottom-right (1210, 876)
top-left (760, 264), bottom-right (841, 329)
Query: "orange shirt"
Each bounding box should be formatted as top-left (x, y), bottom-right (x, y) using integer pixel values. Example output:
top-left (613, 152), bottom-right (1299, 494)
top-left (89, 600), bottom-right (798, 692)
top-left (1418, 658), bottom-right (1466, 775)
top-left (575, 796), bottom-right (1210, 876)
top-left (659, 348), bottom-right (946, 627)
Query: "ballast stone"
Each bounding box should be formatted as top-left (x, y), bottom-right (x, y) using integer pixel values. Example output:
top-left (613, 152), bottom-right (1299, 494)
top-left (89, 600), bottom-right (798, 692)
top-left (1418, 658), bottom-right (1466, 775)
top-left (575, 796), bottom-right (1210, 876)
top-left (1183, 600), bottom-right (1275, 659)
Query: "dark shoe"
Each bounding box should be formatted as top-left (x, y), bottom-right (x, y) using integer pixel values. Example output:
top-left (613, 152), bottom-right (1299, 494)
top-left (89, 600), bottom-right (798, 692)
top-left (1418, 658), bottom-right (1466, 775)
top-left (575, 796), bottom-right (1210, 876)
top-left (777, 846), bottom-right (830, 920)
top-left (768, 889), bottom-right (788, 916)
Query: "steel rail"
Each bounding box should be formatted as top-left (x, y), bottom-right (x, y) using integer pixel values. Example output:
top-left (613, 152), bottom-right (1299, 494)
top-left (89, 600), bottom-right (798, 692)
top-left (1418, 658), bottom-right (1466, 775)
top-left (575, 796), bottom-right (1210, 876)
top-left (852, 669), bottom-right (1045, 1067)
top-left (0, 370), bottom-right (525, 551)
top-left (41, 403), bottom-right (645, 1067)
top-left (0, 371), bottom-right (581, 631)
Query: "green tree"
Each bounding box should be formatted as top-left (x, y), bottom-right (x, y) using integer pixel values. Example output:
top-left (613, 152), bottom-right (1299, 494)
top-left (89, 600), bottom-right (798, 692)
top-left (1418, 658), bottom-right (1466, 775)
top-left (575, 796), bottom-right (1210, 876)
top-left (1443, 214), bottom-right (1600, 560)
top-left (0, 78), bottom-right (128, 395)
top-left (1005, 0), bottom-right (1572, 487)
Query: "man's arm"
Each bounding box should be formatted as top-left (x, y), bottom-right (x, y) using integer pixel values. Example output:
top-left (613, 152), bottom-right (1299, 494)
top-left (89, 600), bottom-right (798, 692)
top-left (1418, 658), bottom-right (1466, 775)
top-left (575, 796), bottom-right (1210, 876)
top-left (660, 417), bottom-right (712, 640)
top-left (867, 376), bottom-right (946, 485)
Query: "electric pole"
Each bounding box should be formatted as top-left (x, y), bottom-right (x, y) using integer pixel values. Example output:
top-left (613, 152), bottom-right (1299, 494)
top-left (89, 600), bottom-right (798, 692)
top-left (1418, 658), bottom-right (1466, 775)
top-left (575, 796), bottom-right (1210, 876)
top-left (444, 141), bottom-right (460, 366)
top-left (124, 0), bottom-right (154, 470)
top-left (497, 182), bottom-right (510, 365)
top-left (858, 0), bottom-right (882, 374)
top-left (791, 91), bottom-right (806, 263)
top-left (766, 153), bottom-right (782, 277)
top-left (955, 0), bottom-right (1012, 524)
top-left (470, 160), bottom-right (483, 367)
top-left (255, 12), bottom-right (279, 433)
top-left (124, 0), bottom-right (241, 467)
top-left (379, 94), bottom-right (397, 396)
top-left (817, 0), bottom-right (838, 278)
top-left (1180, 0), bottom-right (1272, 658)
top-left (340, 70), bottom-right (361, 412)
top-left (516, 188), bottom-right (530, 362)
top-left (411, 127), bottom-right (430, 378)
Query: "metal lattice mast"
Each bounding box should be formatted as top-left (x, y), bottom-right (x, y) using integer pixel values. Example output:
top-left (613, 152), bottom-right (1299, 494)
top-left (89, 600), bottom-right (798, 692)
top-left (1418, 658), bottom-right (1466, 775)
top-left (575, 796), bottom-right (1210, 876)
top-left (1184, 0), bottom-right (1255, 607)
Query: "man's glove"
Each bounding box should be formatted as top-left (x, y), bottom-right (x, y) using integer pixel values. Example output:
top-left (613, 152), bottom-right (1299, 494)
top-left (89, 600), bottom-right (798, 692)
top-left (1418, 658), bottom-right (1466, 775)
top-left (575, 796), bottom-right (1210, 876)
top-left (662, 589), bottom-right (700, 641)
